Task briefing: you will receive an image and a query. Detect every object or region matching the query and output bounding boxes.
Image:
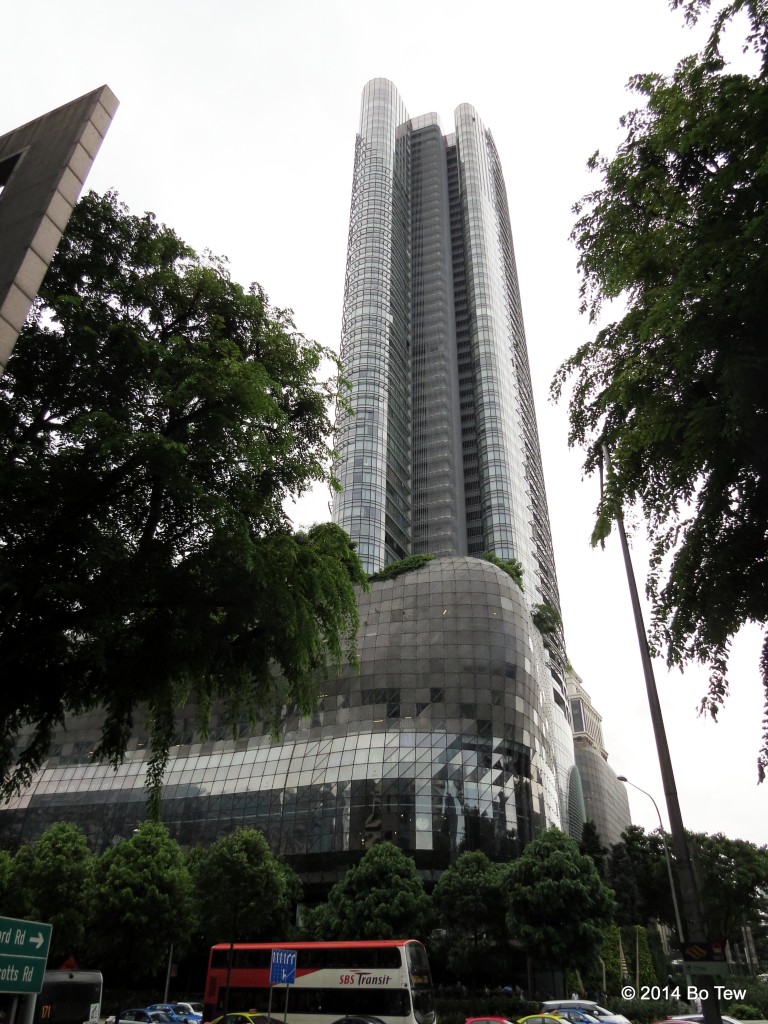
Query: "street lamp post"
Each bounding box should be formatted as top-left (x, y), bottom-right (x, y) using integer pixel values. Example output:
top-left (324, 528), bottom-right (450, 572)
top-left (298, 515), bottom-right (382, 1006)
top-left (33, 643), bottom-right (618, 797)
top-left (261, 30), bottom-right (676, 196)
top-left (163, 942), bottom-right (174, 1002)
top-left (617, 775), bottom-right (691, 990)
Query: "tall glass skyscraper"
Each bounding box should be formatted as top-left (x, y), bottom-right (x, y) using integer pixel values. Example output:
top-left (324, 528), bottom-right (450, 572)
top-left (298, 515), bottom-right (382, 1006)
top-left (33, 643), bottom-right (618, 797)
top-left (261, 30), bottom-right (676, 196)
top-left (0, 81), bottom-right (602, 886)
top-left (333, 80), bottom-right (559, 623)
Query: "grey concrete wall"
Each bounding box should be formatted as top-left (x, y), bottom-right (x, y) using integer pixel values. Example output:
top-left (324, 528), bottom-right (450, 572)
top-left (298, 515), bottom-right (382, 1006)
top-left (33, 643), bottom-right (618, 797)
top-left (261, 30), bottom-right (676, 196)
top-left (0, 84), bottom-right (118, 372)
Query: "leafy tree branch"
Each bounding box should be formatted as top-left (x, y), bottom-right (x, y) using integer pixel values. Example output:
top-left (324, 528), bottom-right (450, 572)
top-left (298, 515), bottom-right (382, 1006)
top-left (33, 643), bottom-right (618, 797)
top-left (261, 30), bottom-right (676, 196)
top-left (0, 191), bottom-right (367, 803)
top-left (552, 1), bottom-right (768, 778)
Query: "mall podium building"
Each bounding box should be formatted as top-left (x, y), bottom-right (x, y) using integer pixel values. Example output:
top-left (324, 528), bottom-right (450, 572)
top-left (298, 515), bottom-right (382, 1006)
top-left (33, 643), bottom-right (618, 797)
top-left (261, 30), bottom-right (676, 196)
top-left (0, 81), bottom-right (630, 883)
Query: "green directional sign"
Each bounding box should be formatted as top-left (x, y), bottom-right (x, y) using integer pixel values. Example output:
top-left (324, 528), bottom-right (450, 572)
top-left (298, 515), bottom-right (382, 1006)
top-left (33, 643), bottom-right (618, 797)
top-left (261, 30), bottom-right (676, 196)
top-left (685, 960), bottom-right (730, 976)
top-left (0, 916), bottom-right (52, 994)
top-left (0, 953), bottom-right (47, 993)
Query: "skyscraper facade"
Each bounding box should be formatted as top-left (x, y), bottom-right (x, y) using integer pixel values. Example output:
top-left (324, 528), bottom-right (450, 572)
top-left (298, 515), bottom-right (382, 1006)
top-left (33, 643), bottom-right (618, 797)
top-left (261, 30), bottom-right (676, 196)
top-left (0, 81), bottom-right (591, 884)
top-left (333, 80), bottom-right (559, 626)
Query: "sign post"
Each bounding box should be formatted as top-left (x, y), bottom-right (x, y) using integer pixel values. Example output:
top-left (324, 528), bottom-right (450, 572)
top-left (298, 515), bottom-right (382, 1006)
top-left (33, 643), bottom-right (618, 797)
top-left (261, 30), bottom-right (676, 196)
top-left (267, 949), bottom-right (296, 1024)
top-left (0, 915), bottom-right (52, 994)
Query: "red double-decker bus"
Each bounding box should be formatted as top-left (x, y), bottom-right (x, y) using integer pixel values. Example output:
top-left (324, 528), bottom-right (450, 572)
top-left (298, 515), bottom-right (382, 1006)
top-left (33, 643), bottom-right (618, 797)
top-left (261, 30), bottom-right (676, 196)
top-left (204, 940), bottom-right (435, 1024)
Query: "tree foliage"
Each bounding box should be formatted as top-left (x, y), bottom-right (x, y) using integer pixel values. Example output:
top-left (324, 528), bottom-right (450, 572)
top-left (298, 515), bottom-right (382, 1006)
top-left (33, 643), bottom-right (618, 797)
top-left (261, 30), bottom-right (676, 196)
top-left (9, 822), bottom-right (93, 960)
top-left (368, 554), bottom-right (436, 583)
top-left (605, 841), bottom-right (643, 928)
top-left (690, 831), bottom-right (768, 942)
top-left (189, 828), bottom-right (299, 943)
top-left (0, 850), bottom-right (12, 911)
top-left (307, 842), bottom-right (432, 941)
top-left (504, 828), bottom-right (615, 981)
top-left (482, 552), bottom-right (524, 591)
top-left (597, 923), bottom-right (625, 994)
top-left (671, 0), bottom-right (768, 73)
top-left (627, 923), bottom-right (660, 987)
top-left (613, 826), bottom-right (677, 927)
top-left (579, 820), bottom-right (608, 878)
top-left (433, 850), bottom-right (507, 939)
top-left (0, 190), bottom-right (367, 805)
top-left (432, 851), bottom-right (509, 985)
top-left (615, 824), bottom-right (768, 946)
top-left (532, 602), bottom-right (562, 639)
top-left (551, 0), bottom-right (768, 777)
top-left (87, 821), bottom-right (192, 977)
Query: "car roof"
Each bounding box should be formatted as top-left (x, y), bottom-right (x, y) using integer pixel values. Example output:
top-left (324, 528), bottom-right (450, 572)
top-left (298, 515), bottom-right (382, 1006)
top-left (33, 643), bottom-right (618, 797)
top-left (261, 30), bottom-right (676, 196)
top-left (543, 1002), bottom-right (599, 1008)
top-left (544, 1005), bottom-right (608, 1013)
top-left (216, 1016), bottom-right (267, 1021)
top-left (465, 1018), bottom-right (517, 1023)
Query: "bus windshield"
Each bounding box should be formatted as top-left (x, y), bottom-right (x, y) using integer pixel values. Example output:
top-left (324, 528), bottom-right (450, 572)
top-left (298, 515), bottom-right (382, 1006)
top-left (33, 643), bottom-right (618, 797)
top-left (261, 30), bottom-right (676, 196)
top-left (33, 971), bottom-right (103, 1024)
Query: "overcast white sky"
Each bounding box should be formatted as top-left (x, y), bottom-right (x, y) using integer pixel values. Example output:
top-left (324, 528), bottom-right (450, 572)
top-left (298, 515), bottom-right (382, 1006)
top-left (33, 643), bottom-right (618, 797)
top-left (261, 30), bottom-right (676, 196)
top-left (4, 0), bottom-right (766, 847)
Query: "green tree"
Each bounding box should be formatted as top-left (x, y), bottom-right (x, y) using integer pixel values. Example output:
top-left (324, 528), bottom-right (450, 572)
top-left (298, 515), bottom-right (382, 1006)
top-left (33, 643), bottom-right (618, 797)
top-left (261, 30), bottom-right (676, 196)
top-left (432, 850), bottom-right (508, 986)
top-left (0, 190), bottom-right (367, 806)
top-left (87, 820), bottom-right (192, 978)
top-left (504, 828), bottom-right (615, 987)
top-left (551, 0), bottom-right (768, 777)
top-left (617, 826), bottom-right (676, 926)
top-left (691, 831), bottom-right (768, 944)
top-left (309, 842), bottom-right (432, 940)
top-left (616, 825), bottom-right (768, 947)
top-left (9, 823), bottom-right (93, 961)
top-left (190, 828), bottom-right (299, 942)
top-left (579, 820), bottom-right (608, 878)
top-left (0, 849), bottom-right (15, 913)
top-left (605, 842), bottom-right (642, 927)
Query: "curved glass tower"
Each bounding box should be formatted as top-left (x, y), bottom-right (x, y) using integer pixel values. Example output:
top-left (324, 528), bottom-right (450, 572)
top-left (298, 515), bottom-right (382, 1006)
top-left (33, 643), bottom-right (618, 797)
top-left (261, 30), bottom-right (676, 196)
top-left (333, 81), bottom-right (561, 624)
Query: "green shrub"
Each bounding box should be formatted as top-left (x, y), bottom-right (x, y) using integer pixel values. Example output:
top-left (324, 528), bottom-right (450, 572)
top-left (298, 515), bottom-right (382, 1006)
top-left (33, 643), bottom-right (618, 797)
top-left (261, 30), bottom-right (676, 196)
top-left (610, 1000), bottom-right (688, 1024)
top-left (483, 551), bottom-right (524, 590)
top-left (368, 554), bottom-right (436, 582)
top-left (728, 1004), bottom-right (763, 1019)
top-left (532, 603), bottom-right (561, 635)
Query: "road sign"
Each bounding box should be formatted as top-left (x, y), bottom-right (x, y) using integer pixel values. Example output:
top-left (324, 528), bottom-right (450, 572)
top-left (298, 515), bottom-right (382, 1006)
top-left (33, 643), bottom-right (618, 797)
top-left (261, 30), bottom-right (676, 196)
top-left (0, 915), bottom-right (53, 994)
top-left (269, 948), bottom-right (297, 986)
top-left (682, 940), bottom-right (727, 962)
top-left (685, 960), bottom-right (731, 976)
top-left (0, 953), bottom-right (47, 993)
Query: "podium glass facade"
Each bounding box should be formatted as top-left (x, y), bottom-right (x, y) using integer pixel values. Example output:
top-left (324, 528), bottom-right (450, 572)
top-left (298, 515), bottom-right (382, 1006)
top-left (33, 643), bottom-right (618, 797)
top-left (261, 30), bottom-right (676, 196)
top-left (1, 559), bottom-right (578, 891)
